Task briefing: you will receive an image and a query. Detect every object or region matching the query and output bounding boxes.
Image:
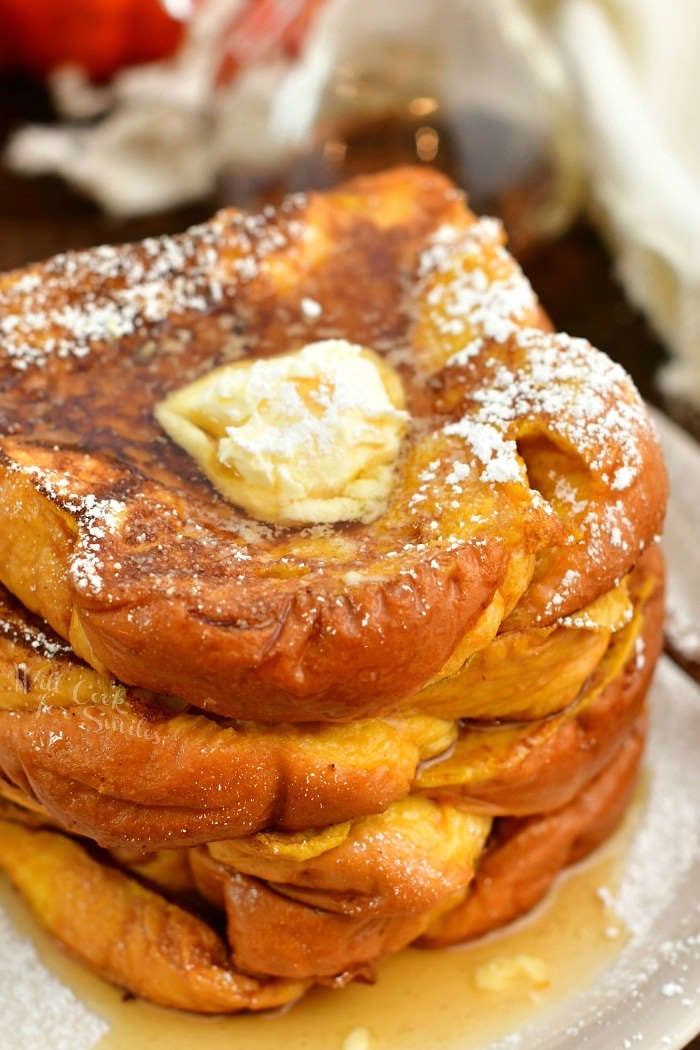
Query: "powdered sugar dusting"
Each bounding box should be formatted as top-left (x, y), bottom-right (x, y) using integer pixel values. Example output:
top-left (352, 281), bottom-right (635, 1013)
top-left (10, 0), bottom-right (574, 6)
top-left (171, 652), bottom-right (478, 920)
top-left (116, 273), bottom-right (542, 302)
top-left (443, 418), bottom-right (522, 485)
top-left (543, 569), bottom-right (582, 619)
top-left (0, 204), bottom-right (299, 371)
top-left (0, 897), bottom-right (107, 1050)
top-left (0, 610), bottom-right (71, 661)
top-left (300, 296), bottom-right (323, 320)
top-left (561, 600), bottom-right (634, 632)
top-left (604, 664), bottom-right (700, 943)
top-left (439, 328), bottom-right (648, 499)
top-left (665, 605), bottom-right (700, 662)
top-left (418, 218), bottom-right (538, 345)
top-left (414, 215), bottom-right (651, 508)
top-left (69, 493), bottom-right (127, 594)
top-left (9, 462), bottom-right (126, 596)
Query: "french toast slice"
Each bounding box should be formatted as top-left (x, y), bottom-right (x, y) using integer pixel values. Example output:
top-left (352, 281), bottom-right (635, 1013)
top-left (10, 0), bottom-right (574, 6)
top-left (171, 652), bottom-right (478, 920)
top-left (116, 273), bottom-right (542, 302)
top-left (420, 714), bottom-right (646, 946)
top-left (0, 725), bottom-right (643, 1004)
top-left (0, 817), bottom-right (310, 1013)
top-left (0, 168), bottom-right (666, 721)
top-left (0, 546), bottom-right (662, 847)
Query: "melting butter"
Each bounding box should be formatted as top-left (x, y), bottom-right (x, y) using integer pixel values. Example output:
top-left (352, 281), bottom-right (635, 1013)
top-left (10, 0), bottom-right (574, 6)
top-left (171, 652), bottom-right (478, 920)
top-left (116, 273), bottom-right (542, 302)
top-left (155, 340), bottom-right (408, 525)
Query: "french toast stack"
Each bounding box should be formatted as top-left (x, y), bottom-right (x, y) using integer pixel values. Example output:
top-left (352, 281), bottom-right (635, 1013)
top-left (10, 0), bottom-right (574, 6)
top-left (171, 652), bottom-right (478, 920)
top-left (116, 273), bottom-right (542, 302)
top-left (0, 168), bottom-right (666, 1012)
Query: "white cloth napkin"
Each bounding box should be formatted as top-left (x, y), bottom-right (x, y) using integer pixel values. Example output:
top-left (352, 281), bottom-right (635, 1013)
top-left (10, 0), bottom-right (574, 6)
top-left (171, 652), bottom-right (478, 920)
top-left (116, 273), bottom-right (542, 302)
top-left (550, 0), bottom-right (700, 404)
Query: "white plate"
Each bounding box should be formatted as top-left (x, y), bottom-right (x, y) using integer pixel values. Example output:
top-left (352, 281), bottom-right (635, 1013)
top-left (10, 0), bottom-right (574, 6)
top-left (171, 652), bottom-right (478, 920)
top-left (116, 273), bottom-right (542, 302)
top-left (490, 653), bottom-right (700, 1050)
top-left (1, 411), bottom-right (699, 1050)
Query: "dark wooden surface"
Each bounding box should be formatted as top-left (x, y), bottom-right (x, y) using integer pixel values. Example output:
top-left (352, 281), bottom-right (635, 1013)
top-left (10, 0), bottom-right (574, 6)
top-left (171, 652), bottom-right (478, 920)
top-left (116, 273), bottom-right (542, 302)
top-left (0, 72), bottom-right (698, 1049)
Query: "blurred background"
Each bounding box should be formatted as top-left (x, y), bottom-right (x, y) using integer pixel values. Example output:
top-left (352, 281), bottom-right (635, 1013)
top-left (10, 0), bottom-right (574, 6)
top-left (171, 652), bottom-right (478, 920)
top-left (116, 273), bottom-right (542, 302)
top-left (0, 0), bottom-right (698, 439)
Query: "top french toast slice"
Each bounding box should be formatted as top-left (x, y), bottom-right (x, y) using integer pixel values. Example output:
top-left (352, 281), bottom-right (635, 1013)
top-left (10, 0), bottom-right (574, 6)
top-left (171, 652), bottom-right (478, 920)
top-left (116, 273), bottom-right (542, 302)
top-left (0, 168), bottom-right (666, 721)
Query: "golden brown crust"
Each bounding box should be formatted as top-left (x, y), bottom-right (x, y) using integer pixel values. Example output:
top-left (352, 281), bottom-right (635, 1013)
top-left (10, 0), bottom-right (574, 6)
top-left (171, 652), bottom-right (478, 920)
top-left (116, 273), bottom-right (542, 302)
top-left (0, 167), bottom-right (669, 1014)
top-left (418, 545), bottom-right (664, 814)
top-left (413, 579), bottom-right (624, 721)
top-left (502, 432), bottom-right (667, 630)
top-left (216, 721), bottom-right (645, 978)
top-left (0, 714), bottom-right (648, 1002)
top-left (0, 818), bottom-right (308, 1012)
top-left (223, 872), bottom-right (428, 983)
top-left (190, 796), bottom-right (489, 981)
top-left (0, 546), bottom-right (659, 847)
top-left (420, 713), bottom-right (645, 947)
top-left (203, 797), bottom-right (490, 919)
top-left (0, 168), bottom-right (665, 721)
top-left (0, 700), bottom-right (428, 849)
top-left (0, 580), bottom-right (456, 845)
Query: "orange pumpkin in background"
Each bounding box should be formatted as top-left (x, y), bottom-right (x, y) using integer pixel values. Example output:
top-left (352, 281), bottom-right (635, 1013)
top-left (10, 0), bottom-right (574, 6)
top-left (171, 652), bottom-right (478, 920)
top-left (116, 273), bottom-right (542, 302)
top-left (0, 0), bottom-right (326, 84)
top-left (0, 0), bottom-right (185, 80)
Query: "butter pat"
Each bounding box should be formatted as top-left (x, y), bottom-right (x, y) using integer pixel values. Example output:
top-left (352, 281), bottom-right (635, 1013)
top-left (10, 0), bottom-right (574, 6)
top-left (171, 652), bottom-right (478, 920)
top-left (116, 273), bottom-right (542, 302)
top-left (155, 339), bottom-right (408, 524)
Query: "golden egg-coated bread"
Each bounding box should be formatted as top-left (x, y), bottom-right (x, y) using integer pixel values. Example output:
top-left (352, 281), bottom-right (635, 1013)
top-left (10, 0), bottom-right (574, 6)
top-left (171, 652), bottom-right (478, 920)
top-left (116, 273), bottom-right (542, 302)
top-left (0, 168), bottom-right (666, 722)
top-left (0, 817), bottom-right (309, 1013)
top-left (421, 713), bottom-right (645, 946)
top-left (0, 721), bottom-right (642, 1004)
top-left (199, 727), bottom-right (643, 981)
top-left (418, 545), bottom-right (663, 814)
top-left (0, 546), bottom-right (661, 847)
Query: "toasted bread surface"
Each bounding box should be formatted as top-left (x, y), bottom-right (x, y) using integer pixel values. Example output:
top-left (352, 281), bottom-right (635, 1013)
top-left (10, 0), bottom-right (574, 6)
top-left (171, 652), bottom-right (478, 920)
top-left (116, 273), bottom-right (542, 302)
top-left (0, 547), bottom-right (661, 846)
top-left (421, 714), bottom-right (645, 946)
top-left (0, 724), bottom-right (643, 999)
top-left (0, 168), bottom-right (666, 719)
